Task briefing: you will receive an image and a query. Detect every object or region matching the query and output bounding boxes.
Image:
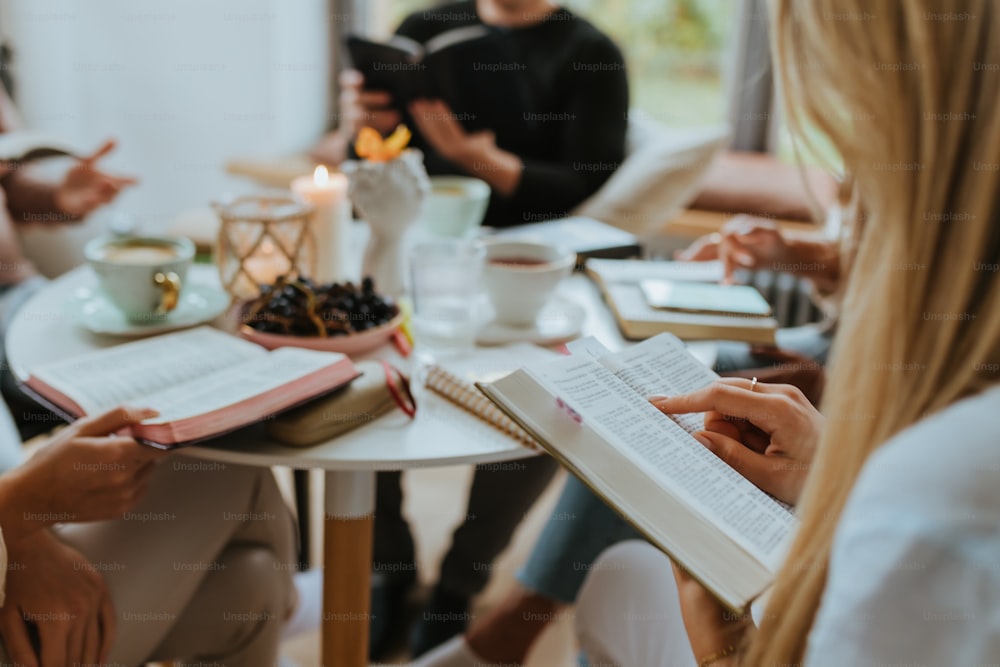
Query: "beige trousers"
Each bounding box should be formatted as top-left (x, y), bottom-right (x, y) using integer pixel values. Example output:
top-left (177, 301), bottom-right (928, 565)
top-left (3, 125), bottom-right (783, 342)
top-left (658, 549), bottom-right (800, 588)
top-left (1, 455), bottom-right (296, 667)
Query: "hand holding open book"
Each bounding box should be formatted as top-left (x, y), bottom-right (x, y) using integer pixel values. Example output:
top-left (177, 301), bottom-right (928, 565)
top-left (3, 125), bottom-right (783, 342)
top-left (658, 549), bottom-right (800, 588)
top-left (649, 379), bottom-right (822, 507)
top-left (23, 327), bottom-right (359, 448)
top-left (477, 333), bottom-right (800, 612)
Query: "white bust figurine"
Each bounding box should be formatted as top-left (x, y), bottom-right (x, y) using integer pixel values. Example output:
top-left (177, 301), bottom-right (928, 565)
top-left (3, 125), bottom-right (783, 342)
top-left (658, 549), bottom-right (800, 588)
top-left (342, 148), bottom-right (430, 297)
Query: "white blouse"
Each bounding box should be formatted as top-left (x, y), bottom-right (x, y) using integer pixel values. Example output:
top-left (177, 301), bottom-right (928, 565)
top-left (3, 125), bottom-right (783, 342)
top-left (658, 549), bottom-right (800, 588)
top-left (806, 385), bottom-right (1000, 665)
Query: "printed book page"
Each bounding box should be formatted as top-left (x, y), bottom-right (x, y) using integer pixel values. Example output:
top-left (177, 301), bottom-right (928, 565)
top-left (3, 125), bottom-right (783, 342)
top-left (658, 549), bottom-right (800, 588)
top-left (528, 355), bottom-right (795, 567)
top-left (139, 347), bottom-right (344, 424)
top-left (567, 334), bottom-right (717, 434)
top-left (479, 372), bottom-right (775, 608)
top-left (30, 327), bottom-right (266, 415)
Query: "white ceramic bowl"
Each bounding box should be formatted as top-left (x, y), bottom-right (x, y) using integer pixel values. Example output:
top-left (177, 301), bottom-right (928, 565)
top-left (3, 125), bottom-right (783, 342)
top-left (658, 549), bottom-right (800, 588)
top-left (420, 176), bottom-right (491, 238)
top-left (482, 240), bottom-right (575, 327)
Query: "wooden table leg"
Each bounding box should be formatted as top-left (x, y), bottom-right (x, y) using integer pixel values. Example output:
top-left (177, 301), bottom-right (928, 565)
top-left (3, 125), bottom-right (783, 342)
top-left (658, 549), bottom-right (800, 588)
top-left (322, 470), bottom-right (376, 667)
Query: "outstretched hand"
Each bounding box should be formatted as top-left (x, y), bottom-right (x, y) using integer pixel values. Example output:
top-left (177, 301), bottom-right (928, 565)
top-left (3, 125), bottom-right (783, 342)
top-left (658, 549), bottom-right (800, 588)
top-left (54, 139), bottom-right (137, 218)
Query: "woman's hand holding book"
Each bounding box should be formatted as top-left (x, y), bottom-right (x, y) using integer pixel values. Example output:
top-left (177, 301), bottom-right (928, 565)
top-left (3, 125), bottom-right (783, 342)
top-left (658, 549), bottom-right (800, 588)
top-left (650, 377), bottom-right (823, 507)
top-left (0, 407), bottom-right (165, 544)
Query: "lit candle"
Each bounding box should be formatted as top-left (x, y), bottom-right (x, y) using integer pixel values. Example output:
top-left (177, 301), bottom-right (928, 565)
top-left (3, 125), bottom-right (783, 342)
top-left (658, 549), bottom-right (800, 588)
top-left (244, 237), bottom-right (283, 286)
top-left (291, 165), bottom-right (351, 284)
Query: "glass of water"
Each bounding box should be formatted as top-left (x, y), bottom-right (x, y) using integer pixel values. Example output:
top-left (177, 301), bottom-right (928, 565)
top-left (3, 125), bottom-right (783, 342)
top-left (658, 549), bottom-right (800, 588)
top-left (409, 239), bottom-right (486, 360)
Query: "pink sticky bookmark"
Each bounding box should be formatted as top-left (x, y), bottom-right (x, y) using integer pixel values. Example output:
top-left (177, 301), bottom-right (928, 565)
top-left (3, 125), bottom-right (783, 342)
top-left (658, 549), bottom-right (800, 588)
top-left (555, 397), bottom-right (583, 424)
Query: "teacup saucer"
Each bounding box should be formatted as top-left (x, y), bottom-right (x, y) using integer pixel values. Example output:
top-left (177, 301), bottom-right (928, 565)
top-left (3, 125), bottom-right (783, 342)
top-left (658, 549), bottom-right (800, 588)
top-left (67, 282), bottom-right (230, 337)
top-left (476, 295), bottom-right (586, 346)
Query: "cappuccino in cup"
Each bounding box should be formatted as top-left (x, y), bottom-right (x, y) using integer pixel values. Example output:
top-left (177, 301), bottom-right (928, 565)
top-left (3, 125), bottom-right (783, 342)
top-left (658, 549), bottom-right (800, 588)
top-left (85, 236), bottom-right (195, 322)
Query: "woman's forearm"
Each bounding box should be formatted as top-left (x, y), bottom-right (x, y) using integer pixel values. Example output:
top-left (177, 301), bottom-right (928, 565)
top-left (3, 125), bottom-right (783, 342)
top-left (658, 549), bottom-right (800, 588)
top-left (0, 472), bottom-right (45, 545)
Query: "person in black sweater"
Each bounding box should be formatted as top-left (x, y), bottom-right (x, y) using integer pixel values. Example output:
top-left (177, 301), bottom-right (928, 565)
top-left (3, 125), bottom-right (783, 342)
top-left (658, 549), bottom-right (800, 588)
top-left (314, 0), bottom-right (628, 228)
top-left (313, 0), bottom-right (628, 659)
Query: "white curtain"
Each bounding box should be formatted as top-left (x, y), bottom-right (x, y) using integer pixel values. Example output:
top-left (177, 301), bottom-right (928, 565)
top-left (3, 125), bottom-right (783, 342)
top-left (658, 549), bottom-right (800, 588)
top-left (3, 0), bottom-right (331, 273)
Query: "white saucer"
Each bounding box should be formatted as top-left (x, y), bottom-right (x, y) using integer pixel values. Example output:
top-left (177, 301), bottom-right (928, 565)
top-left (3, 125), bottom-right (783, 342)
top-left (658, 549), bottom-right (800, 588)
top-left (476, 295), bottom-right (586, 346)
top-left (67, 282), bottom-right (230, 337)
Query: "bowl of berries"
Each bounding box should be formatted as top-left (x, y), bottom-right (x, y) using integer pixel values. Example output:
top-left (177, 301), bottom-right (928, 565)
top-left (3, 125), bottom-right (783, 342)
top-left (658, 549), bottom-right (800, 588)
top-left (238, 276), bottom-right (403, 355)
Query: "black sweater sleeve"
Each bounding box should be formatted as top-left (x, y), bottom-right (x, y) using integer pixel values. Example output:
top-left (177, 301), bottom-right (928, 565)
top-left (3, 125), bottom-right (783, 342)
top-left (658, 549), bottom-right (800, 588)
top-left (509, 36), bottom-right (629, 216)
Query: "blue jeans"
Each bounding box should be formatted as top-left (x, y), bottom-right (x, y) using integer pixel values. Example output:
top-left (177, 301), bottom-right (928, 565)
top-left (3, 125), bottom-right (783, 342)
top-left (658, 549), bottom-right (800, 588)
top-left (516, 324), bottom-right (834, 603)
top-left (714, 323), bottom-right (834, 373)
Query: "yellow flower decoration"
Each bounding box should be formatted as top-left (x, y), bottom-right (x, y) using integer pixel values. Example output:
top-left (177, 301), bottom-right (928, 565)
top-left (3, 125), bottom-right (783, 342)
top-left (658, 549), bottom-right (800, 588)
top-left (355, 125), bottom-right (412, 162)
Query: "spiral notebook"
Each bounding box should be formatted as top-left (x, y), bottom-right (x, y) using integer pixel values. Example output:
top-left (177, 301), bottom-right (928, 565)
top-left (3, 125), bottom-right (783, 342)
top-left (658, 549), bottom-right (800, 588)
top-left (425, 365), bottom-right (539, 449)
top-left (421, 344), bottom-right (564, 449)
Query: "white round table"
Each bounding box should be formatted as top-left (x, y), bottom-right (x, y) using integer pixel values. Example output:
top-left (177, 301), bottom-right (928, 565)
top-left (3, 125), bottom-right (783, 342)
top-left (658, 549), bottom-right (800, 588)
top-left (6, 263), bottom-right (653, 667)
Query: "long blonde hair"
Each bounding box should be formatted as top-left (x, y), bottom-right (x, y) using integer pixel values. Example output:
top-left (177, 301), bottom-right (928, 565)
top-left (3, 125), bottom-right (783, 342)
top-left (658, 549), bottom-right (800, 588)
top-left (746, 1), bottom-right (1000, 664)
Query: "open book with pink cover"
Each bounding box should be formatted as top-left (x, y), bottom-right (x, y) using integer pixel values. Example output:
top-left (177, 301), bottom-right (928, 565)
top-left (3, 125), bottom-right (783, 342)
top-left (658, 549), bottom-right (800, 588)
top-left (23, 327), bottom-right (359, 449)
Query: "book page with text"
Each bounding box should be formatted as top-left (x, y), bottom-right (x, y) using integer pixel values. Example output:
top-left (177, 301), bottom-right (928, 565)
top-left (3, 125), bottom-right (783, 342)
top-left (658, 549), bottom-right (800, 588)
top-left (31, 328), bottom-right (265, 415)
top-left (530, 356), bottom-right (794, 567)
top-left (600, 334), bottom-right (718, 435)
top-left (143, 347), bottom-right (343, 424)
top-left (140, 347), bottom-right (345, 424)
top-left (567, 334), bottom-right (716, 435)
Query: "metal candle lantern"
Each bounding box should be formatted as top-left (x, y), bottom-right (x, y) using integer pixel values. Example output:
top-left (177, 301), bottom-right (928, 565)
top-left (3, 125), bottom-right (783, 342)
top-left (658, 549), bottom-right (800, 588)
top-left (215, 196), bottom-right (316, 300)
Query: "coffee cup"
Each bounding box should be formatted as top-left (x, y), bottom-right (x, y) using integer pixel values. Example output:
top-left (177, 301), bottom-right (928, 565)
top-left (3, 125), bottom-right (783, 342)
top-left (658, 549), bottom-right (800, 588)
top-left (420, 176), bottom-right (491, 238)
top-left (482, 240), bottom-right (575, 327)
top-left (84, 235), bottom-right (195, 322)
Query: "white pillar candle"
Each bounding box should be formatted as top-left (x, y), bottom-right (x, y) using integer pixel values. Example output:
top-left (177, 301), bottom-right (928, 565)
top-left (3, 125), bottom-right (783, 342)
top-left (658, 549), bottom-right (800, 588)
top-left (291, 165), bottom-right (351, 284)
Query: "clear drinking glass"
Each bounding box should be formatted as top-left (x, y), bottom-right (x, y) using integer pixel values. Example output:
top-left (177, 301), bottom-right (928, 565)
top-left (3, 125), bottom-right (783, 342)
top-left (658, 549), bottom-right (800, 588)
top-left (409, 239), bottom-right (485, 360)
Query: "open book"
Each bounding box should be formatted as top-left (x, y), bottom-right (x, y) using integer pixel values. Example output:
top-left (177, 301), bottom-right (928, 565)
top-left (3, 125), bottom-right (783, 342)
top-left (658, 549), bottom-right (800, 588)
top-left (346, 27), bottom-right (490, 105)
top-left (586, 258), bottom-right (778, 344)
top-left (23, 327), bottom-right (359, 448)
top-left (0, 131), bottom-right (83, 164)
top-left (344, 27), bottom-right (527, 135)
top-left (477, 333), bottom-right (796, 612)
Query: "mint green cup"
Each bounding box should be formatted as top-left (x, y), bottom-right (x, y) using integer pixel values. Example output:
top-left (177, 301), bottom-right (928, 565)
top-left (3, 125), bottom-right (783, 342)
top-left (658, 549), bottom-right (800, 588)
top-left (84, 235), bottom-right (195, 322)
top-left (420, 176), bottom-right (491, 238)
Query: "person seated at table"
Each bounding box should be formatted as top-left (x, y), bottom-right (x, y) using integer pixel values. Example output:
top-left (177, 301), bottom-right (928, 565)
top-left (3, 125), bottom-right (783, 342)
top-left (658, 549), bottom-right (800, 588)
top-left (679, 214), bottom-right (840, 375)
top-left (414, 218), bottom-right (843, 667)
top-left (312, 0), bottom-right (629, 231)
top-left (571, 0), bottom-right (1000, 665)
top-left (0, 84), bottom-right (135, 447)
top-left (0, 75), bottom-right (329, 664)
top-left (314, 0), bottom-right (629, 659)
top-left (0, 404), bottom-right (297, 666)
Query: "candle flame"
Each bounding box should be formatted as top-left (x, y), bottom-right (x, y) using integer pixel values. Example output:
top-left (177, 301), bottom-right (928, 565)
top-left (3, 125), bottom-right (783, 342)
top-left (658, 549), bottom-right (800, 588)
top-left (313, 165), bottom-right (330, 186)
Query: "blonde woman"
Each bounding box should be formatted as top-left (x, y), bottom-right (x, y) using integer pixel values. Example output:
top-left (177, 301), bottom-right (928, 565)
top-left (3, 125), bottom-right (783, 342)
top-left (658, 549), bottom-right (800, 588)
top-left (574, 1), bottom-right (1000, 666)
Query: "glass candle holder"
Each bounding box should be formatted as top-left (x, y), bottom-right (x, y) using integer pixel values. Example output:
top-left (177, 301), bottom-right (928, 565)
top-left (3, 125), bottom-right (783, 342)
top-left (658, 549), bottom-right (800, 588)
top-left (215, 196), bottom-right (315, 300)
